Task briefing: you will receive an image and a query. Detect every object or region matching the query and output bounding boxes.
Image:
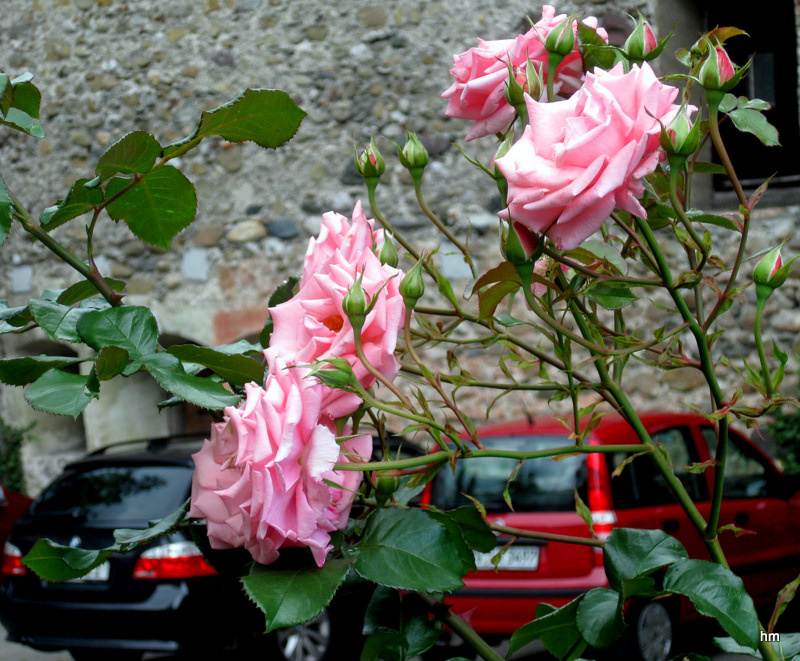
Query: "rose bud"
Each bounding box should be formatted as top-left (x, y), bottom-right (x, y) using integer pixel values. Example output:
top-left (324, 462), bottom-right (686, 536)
top-left (355, 136), bottom-right (385, 180)
top-left (378, 233), bottom-right (399, 268)
top-left (544, 17), bottom-right (576, 58)
top-left (399, 258), bottom-right (425, 309)
top-left (659, 109), bottom-right (701, 162)
top-left (698, 43), bottom-right (737, 91)
top-left (624, 15), bottom-right (658, 62)
top-left (397, 130), bottom-right (429, 181)
top-left (753, 247), bottom-right (797, 302)
top-left (342, 274), bottom-right (369, 331)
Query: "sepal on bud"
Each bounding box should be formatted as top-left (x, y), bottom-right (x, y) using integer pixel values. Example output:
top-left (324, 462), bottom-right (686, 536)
top-left (304, 357), bottom-right (358, 390)
top-left (660, 108), bottom-right (701, 168)
top-left (378, 233), bottom-right (398, 268)
top-left (342, 274), bottom-right (369, 331)
top-left (396, 131), bottom-right (429, 182)
top-left (753, 247), bottom-right (797, 300)
top-left (623, 14), bottom-right (660, 63)
top-left (544, 17), bottom-right (576, 58)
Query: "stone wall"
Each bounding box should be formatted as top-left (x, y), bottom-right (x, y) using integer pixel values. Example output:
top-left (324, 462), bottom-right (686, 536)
top-left (1, 0), bottom-right (798, 493)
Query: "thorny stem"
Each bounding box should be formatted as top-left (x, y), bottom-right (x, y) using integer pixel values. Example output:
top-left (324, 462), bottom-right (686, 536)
top-left (352, 329), bottom-right (414, 409)
top-left (491, 524), bottom-right (604, 548)
top-left (754, 295), bottom-right (773, 399)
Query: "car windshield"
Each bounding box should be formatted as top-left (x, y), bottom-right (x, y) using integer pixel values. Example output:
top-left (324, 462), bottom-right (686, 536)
top-left (32, 465), bottom-right (193, 524)
top-left (434, 435), bottom-right (585, 512)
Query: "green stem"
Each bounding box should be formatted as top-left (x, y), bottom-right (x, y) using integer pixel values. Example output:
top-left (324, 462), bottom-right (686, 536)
top-left (491, 524), bottom-right (604, 548)
top-left (754, 295), bottom-right (773, 398)
top-left (352, 329), bottom-right (413, 409)
top-left (417, 593), bottom-right (505, 661)
top-left (668, 166), bottom-right (709, 267)
top-left (413, 179), bottom-right (477, 279)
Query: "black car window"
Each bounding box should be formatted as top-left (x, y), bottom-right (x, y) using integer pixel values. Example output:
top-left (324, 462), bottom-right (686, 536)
top-left (432, 435), bottom-right (586, 512)
top-left (607, 427), bottom-right (708, 508)
top-left (701, 427), bottom-right (778, 499)
top-left (32, 465), bottom-right (193, 524)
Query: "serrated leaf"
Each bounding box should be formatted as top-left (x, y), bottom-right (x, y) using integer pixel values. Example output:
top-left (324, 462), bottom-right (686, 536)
top-left (268, 275), bottom-right (300, 307)
top-left (0, 175), bottom-right (11, 248)
top-left (77, 306), bottom-right (158, 359)
top-left (509, 599), bottom-right (586, 658)
top-left (728, 108), bottom-right (780, 147)
top-left (720, 94), bottom-right (738, 113)
top-left (167, 344), bottom-right (264, 386)
top-left (576, 588), bottom-right (624, 648)
top-left (362, 587), bottom-right (441, 661)
top-left (95, 346), bottom-right (129, 380)
top-left (0, 355), bottom-right (82, 386)
top-left (424, 510), bottom-right (476, 573)
top-left (56, 278), bottom-right (126, 306)
top-left (568, 240), bottom-right (626, 276)
top-left (478, 280), bottom-right (519, 320)
top-left (142, 352), bottom-right (241, 410)
top-left (242, 558), bottom-right (352, 633)
top-left (11, 80), bottom-right (41, 118)
top-left (354, 508), bottom-right (467, 592)
top-left (472, 262), bottom-right (520, 292)
top-left (96, 131), bottom-right (162, 183)
top-left (105, 166), bottom-right (197, 249)
top-left (40, 178), bottom-right (104, 231)
top-left (112, 501), bottom-right (190, 550)
top-left (22, 540), bottom-right (111, 582)
top-left (575, 491), bottom-right (595, 537)
top-left (685, 210), bottom-right (740, 231)
top-left (585, 282), bottom-right (638, 310)
top-left (24, 369), bottom-right (99, 417)
top-left (164, 88), bottom-right (306, 159)
top-left (29, 298), bottom-right (91, 343)
top-left (692, 162), bottom-right (728, 175)
top-left (664, 558), bottom-right (759, 647)
top-left (603, 528), bottom-right (688, 593)
top-left (447, 506), bottom-right (496, 553)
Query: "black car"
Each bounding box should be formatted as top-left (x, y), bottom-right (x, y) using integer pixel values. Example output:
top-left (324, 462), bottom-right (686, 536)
top-left (0, 435), bottom-right (419, 661)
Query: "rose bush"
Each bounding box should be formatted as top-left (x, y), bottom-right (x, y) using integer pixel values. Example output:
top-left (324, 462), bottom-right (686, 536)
top-left (496, 61), bottom-right (683, 250)
top-left (442, 4), bottom-right (607, 141)
top-left (189, 364), bottom-right (371, 567)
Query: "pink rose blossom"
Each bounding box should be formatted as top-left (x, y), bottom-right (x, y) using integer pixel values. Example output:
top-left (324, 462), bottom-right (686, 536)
top-left (189, 370), bottom-right (372, 567)
top-left (496, 62), bottom-right (681, 251)
top-left (266, 203), bottom-right (405, 419)
top-left (442, 6), bottom-right (608, 141)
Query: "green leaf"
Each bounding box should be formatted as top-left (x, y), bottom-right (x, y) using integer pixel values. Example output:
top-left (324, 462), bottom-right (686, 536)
top-left (0, 355), bottom-right (82, 386)
top-left (56, 278), bottom-right (126, 306)
top-left (0, 74), bottom-right (15, 116)
top-left (664, 558), bottom-right (759, 647)
top-left (0, 107), bottom-right (44, 137)
top-left (576, 588), bottom-right (624, 648)
top-left (362, 587), bottom-right (441, 660)
top-left (354, 508), bottom-right (468, 592)
top-left (95, 346), bottom-right (130, 381)
top-left (713, 636), bottom-right (760, 657)
top-left (268, 275), bottom-right (300, 307)
top-left (478, 280), bottom-right (519, 320)
top-left (11, 79), bottom-right (41, 119)
top-left (167, 344), bottom-right (264, 386)
top-left (446, 506), bottom-right (496, 553)
top-left (96, 131), bottom-right (162, 183)
top-left (685, 210), bottom-right (740, 231)
top-left (112, 500), bottom-right (190, 551)
top-left (24, 369), bottom-right (99, 417)
top-left (728, 108), bottom-right (780, 147)
top-left (142, 352), bottom-right (241, 410)
top-left (691, 162), bottom-right (728, 175)
top-left (471, 262), bottom-right (520, 292)
top-left (603, 528), bottom-right (689, 593)
top-left (77, 306), bottom-right (158, 359)
top-left (0, 176), bottom-right (11, 248)
top-left (585, 282), bottom-right (638, 310)
top-left (720, 93), bottom-right (738, 113)
top-left (164, 88), bottom-right (306, 159)
top-left (424, 510), bottom-right (476, 574)
top-left (22, 540), bottom-right (111, 582)
top-left (29, 298), bottom-right (91, 343)
top-left (509, 599), bottom-right (586, 658)
top-left (242, 558), bottom-right (352, 633)
top-left (105, 166), bottom-right (197, 249)
top-left (39, 178), bottom-right (104, 231)
top-left (568, 241), bottom-right (626, 276)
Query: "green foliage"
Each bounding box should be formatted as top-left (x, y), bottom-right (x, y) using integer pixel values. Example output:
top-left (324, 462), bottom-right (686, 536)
top-left (767, 405), bottom-right (800, 474)
top-left (0, 415), bottom-right (29, 495)
top-left (361, 587), bottom-right (441, 660)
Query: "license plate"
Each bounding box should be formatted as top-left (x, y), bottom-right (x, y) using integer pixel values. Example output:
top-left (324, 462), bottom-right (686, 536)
top-left (474, 546), bottom-right (540, 570)
top-left (68, 562), bottom-right (110, 582)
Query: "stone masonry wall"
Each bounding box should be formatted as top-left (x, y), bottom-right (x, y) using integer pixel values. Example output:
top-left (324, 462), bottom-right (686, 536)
top-left (1, 0), bottom-right (798, 492)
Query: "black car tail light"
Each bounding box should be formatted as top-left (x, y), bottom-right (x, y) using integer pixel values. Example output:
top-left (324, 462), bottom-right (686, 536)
top-left (2, 542), bottom-right (27, 577)
top-left (132, 541), bottom-right (218, 580)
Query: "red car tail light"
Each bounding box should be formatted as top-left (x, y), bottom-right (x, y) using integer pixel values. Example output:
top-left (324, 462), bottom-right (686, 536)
top-left (2, 542), bottom-right (27, 576)
top-left (132, 541), bottom-right (217, 580)
top-left (586, 451), bottom-right (617, 566)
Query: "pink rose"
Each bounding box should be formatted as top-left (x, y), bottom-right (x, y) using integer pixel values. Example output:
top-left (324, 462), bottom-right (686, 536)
top-left (496, 62), bottom-right (681, 251)
top-left (300, 201), bottom-right (385, 288)
top-left (266, 203), bottom-right (405, 419)
top-left (189, 370), bottom-right (372, 567)
top-left (442, 5), bottom-right (608, 141)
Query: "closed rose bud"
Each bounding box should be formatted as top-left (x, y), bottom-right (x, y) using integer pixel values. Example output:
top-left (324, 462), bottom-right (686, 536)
top-left (660, 109), bottom-right (701, 159)
top-left (378, 233), bottom-right (398, 268)
top-left (355, 137), bottom-right (385, 180)
top-left (397, 130), bottom-right (429, 179)
top-left (342, 275), bottom-right (368, 330)
top-left (544, 17), bottom-right (576, 58)
top-left (698, 44), bottom-right (737, 91)
top-left (624, 16), bottom-right (658, 61)
top-left (399, 259), bottom-right (425, 308)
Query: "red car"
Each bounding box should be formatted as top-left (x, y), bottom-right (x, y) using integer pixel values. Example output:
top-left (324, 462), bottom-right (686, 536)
top-left (0, 486), bottom-right (31, 553)
top-left (429, 412), bottom-right (800, 661)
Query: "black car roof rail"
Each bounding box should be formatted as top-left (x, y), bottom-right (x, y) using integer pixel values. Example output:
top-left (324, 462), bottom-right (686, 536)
top-left (85, 432), bottom-right (206, 457)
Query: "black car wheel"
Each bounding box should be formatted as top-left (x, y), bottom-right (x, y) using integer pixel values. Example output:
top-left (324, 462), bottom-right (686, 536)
top-left (69, 650), bottom-right (143, 661)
